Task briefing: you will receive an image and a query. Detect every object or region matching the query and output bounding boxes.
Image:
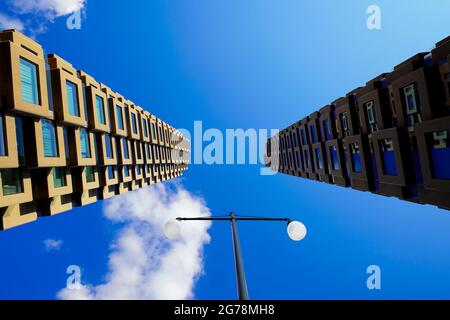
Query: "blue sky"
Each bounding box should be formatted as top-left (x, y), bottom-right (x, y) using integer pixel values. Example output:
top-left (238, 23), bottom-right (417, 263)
top-left (1, 0), bottom-right (450, 300)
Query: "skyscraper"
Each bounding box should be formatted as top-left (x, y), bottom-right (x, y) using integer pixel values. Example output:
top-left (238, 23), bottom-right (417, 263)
top-left (266, 35), bottom-right (450, 211)
top-left (0, 30), bottom-right (190, 231)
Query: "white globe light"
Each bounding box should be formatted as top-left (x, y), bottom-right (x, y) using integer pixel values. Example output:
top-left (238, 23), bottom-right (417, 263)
top-left (287, 221), bottom-right (307, 241)
top-left (164, 221), bottom-right (181, 239)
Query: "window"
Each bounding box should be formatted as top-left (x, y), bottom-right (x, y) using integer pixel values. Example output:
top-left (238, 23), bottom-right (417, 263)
top-left (142, 119), bottom-right (148, 137)
top-left (85, 166), bottom-right (95, 183)
top-left (300, 128), bottom-right (307, 145)
top-left (15, 117), bottom-right (25, 164)
top-left (42, 119), bottom-right (58, 157)
top-left (304, 150), bottom-right (310, 169)
top-left (340, 112), bottom-right (350, 137)
top-left (151, 124), bottom-right (156, 139)
top-left (116, 106), bottom-right (124, 130)
top-left (0, 112), bottom-right (6, 156)
top-left (107, 166), bottom-right (115, 180)
top-left (20, 57), bottom-right (39, 104)
top-left (323, 119), bottom-right (332, 140)
top-left (146, 144), bottom-right (151, 159)
top-left (63, 127), bottom-right (70, 160)
top-left (380, 138), bottom-right (397, 176)
top-left (131, 113), bottom-right (138, 134)
top-left (52, 167), bottom-right (66, 188)
top-left (95, 95), bottom-right (106, 125)
top-left (153, 145), bottom-right (159, 160)
top-left (315, 148), bottom-right (323, 169)
top-left (136, 165), bottom-right (142, 175)
top-left (329, 146), bottom-right (339, 171)
top-left (403, 84), bottom-right (422, 125)
top-left (136, 143), bottom-right (141, 159)
top-left (122, 138), bottom-right (129, 159)
top-left (430, 130), bottom-right (450, 180)
top-left (105, 134), bottom-right (113, 159)
top-left (365, 101), bottom-right (378, 133)
top-left (123, 165), bottom-right (130, 177)
top-left (80, 128), bottom-right (91, 158)
top-left (66, 80), bottom-right (80, 117)
top-left (350, 143), bottom-right (362, 173)
top-left (1, 169), bottom-right (22, 195)
top-left (310, 126), bottom-right (317, 143)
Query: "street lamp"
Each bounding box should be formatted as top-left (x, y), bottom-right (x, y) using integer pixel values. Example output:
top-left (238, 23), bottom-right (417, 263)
top-left (163, 212), bottom-right (307, 300)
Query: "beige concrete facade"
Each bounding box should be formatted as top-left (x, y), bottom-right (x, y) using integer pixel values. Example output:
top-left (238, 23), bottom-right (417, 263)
top-left (0, 30), bottom-right (190, 231)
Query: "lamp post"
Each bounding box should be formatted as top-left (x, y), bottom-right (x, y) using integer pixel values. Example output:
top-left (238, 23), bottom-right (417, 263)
top-left (164, 212), bottom-right (307, 300)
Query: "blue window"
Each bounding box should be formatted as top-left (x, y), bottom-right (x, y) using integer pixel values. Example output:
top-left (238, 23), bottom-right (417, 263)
top-left (122, 138), bottom-right (129, 159)
top-left (323, 119), bottom-right (332, 140)
top-left (123, 165), bottom-right (130, 177)
top-left (15, 117), bottom-right (25, 163)
top-left (301, 129), bottom-right (307, 145)
top-left (20, 57), bottom-right (39, 104)
top-left (63, 127), bottom-right (70, 160)
top-left (330, 146), bottom-right (339, 171)
top-left (296, 151), bottom-right (301, 168)
top-left (116, 106), bottom-right (124, 130)
top-left (107, 166), bottom-right (115, 180)
top-left (153, 145), bottom-right (159, 160)
top-left (136, 165), bottom-right (141, 175)
top-left (131, 113), bottom-right (138, 134)
top-left (142, 119), bottom-right (148, 137)
top-left (80, 128), bottom-right (91, 158)
top-left (151, 124), bottom-right (156, 139)
top-left (105, 135), bottom-right (113, 159)
top-left (0, 113), bottom-right (6, 156)
top-left (380, 138), bottom-right (397, 176)
top-left (66, 80), bottom-right (79, 117)
top-left (42, 119), bottom-right (58, 157)
top-left (430, 130), bottom-right (450, 180)
top-left (350, 143), bottom-right (362, 173)
top-left (315, 148), bottom-right (323, 169)
top-left (310, 126), bottom-right (317, 143)
top-left (95, 95), bottom-right (106, 125)
top-left (304, 150), bottom-right (310, 169)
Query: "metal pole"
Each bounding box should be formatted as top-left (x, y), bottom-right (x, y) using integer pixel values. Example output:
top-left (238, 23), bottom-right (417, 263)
top-left (230, 212), bottom-right (249, 300)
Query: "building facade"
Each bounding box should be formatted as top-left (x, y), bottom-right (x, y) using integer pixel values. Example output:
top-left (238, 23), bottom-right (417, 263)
top-left (0, 30), bottom-right (190, 231)
top-left (266, 35), bottom-right (450, 211)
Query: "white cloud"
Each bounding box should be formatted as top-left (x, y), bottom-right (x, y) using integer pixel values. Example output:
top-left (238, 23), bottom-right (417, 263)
top-left (0, 13), bottom-right (25, 31)
top-left (57, 182), bottom-right (212, 300)
top-left (10, 0), bottom-right (86, 19)
top-left (0, 0), bottom-right (87, 36)
top-left (43, 238), bottom-right (64, 252)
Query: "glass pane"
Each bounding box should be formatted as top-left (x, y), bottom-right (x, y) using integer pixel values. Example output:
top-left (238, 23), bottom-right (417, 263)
top-left (122, 138), bottom-right (129, 159)
top-left (95, 95), bottom-right (106, 125)
top-left (20, 57), bottom-right (39, 104)
top-left (42, 119), bottom-right (58, 157)
top-left (105, 135), bottom-right (113, 159)
top-left (132, 114), bottom-right (137, 134)
top-left (116, 106), bottom-right (124, 130)
top-left (52, 167), bottom-right (66, 188)
top-left (107, 166), bottom-right (115, 179)
top-left (80, 128), bottom-right (91, 158)
top-left (15, 117), bottom-right (25, 164)
top-left (0, 113), bottom-right (6, 156)
top-left (66, 80), bottom-right (80, 117)
top-left (85, 166), bottom-right (95, 183)
top-left (142, 119), bottom-right (148, 137)
top-left (123, 165), bottom-right (129, 177)
top-left (1, 169), bottom-right (22, 195)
